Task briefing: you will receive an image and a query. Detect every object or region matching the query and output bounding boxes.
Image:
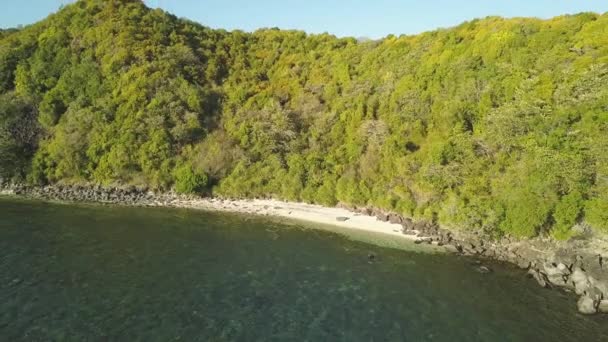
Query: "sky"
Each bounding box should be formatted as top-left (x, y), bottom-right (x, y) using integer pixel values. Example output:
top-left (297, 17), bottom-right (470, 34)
top-left (2, 0), bottom-right (608, 38)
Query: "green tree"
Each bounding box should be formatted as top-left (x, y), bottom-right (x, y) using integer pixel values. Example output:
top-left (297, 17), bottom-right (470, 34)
top-left (173, 164), bottom-right (208, 194)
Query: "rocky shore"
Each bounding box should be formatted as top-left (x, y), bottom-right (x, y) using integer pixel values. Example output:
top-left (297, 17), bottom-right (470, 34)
top-left (347, 205), bottom-right (608, 315)
top-left (1, 182), bottom-right (607, 315)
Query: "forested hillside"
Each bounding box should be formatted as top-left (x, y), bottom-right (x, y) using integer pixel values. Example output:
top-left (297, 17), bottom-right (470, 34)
top-left (1, 0), bottom-right (607, 238)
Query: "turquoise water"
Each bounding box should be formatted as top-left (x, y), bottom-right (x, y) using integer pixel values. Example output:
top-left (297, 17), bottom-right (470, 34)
top-left (1, 198), bottom-right (607, 341)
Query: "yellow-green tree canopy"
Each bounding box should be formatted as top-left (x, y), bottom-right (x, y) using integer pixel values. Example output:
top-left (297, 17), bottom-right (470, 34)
top-left (1, 0), bottom-right (607, 238)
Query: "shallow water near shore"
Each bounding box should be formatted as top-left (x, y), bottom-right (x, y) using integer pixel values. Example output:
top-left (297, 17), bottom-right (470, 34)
top-left (1, 197), bottom-right (607, 341)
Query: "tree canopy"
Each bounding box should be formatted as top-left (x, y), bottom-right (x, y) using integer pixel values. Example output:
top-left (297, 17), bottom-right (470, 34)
top-left (1, 0), bottom-right (607, 238)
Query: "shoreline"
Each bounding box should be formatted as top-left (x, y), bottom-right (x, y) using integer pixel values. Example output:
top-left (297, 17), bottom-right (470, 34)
top-left (0, 185), bottom-right (434, 244)
top-left (1, 183), bottom-right (608, 315)
top-left (165, 197), bottom-right (426, 242)
top-left (1, 187), bottom-right (435, 245)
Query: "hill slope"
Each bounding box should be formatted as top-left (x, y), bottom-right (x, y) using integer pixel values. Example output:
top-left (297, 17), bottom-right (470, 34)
top-left (1, 0), bottom-right (607, 238)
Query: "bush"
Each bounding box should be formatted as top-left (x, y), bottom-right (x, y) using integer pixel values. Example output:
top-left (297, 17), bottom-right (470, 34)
top-left (173, 164), bottom-right (208, 194)
top-left (551, 191), bottom-right (583, 240)
top-left (500, 191), bottom-right (553, 238)
top-left (585, 195), bottom-right (608, 233)
top-left (0, 92), bottom-right (39, 180)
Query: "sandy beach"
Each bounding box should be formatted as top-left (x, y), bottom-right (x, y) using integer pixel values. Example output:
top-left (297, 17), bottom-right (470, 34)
top-left (162, 197), bottom-right (421, 241)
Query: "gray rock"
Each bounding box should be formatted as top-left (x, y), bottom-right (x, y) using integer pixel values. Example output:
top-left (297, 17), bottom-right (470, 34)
top-left (577, 295), bottom-right (597, 315)
top-left (598, 300), bottom-right (608, 313)
top-left (462, 243), bottom-right (478, 256)
top-left (528, 268), bottom-right (549, 288)
top-left (414, 237), bottom-right (432, 245)
top-left (388, 214), bottom-right (403, 224)
top-left (543, 263), bottom-right (567, 277)
top-left (376, 213), bottom-right (389, 222)
top-left (336, 217), bottom-right (350, 222)
top-left (516, 258), bottom-right (531, 269)
top-left (359, 208), bottom-right (372, 216)
top-left (543, 262), bottom-right (572, 287)
top-left (476, 265), bottom-right (492, 274)
top-left (557, 263), bottom-right (570, 273)
top-left (402, 229), bottom-right (417, 236)
top-left (547, 274), bottom-right (568, 287)
top-left (570, 267), bottom-right (591, 295)
top-left (443, 244), bottom-right (460, 254)
top-left (402, 218), bottom-right (413, 230)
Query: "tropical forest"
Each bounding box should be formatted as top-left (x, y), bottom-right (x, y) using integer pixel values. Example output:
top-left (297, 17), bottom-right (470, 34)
top-left (1, 0), bottom-right (607, 239)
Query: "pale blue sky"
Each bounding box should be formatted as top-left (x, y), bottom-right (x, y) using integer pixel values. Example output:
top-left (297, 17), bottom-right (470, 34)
top-left (2, 0), bottom-right (608, 38)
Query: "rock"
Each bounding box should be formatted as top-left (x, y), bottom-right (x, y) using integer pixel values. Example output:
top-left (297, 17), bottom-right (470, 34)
top-left (388, 214), bottom-right (403, 224)
top-left (543, 262), bottom-right (567, 277)
top-left (542, 262), bottom-right (571, 287)
top-left (359, 208), bottom-right (372, 216)
top-left (557, 263), bottom-right (570, 273)
top-left (443, 244), bottom-right (460, 254)
top-left (580, 254), bottom-right (608, 295)
top-left (414, 237), bottom-right (432, 245)
top-left (476, 265), bottom-right (492, 274)
top-left (413, 221), bottom-right (427, 232)
top-left (402, 218), bottom-right (414, 230)
top-left (516, 258), bottom-right (531, 270)
top-left (598, 300), bottom-right (608, 313)
top-left (376, 213), bottom-right (389, 222)
top-left (367, 253), bottom-right (377, 262)
top-left (402, 229), bottom-right (417, 236)
top-left (570, 267), bottom-right (591, 295)
top-left (336, 217), bottom-right (350, 222)
top-left (589, 276), bottom-right (608, 298)
top-left (438, 230), bottom-right (453, 244)
top-left (528, 269), bottom-right (549, 288)
top-left (462, 243), bottom-right (478, 256)
top-left (547, 274), bottom-right (568, 287)
top-left (577, 295), bottom-right (597, 315)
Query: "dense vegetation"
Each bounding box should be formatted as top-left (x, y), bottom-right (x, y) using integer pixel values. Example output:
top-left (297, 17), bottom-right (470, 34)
top-left (1, 0), bottom-right (607, 238)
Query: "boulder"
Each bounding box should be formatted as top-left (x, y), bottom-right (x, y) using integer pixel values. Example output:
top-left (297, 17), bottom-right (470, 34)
top-left (402, 218), bottom-right (414, 230)
top-left (359, 208), bottom-right (372, 216)
top-left (547, 274), bottom-right (568, 287)
top-left (543, 262), bottom-right (571, 287)
top-left (476, 265), bottom-right (492, 274)
top-left (443, 244), bottom-right (460, 254)
top-left (570, 267), bottom-right (591, 295)
top-left (577, 295), bottom-right (597, 315)
top-left (438, 230), bottom-right (453, 244)
top-left (413, 221), bottom-right (428, 232)
top-left (462, 243), bottom-right (479, 256)
top-left (557, 263), bottom-right (570, 273)
top-left (598, 300), bottom-right (608, 314)
top-left (376, 213), bottom-right (389, 222)
top-left (414, 237), bottom-right (432, 245)
top-left (515, 258), bottom-right (531, 270)
top-left (402, 229), bottom-right (417, 236)
top-left (580, 255), bottom-right (608, 295)
top-left (528, 268), bottom-right (549, 288)
top-left (388, 214), bottom-right (403, 225)
top-left (543, 262), bottom-right (569, 277)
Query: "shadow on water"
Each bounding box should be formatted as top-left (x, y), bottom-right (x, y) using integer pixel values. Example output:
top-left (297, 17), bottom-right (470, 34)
top-left (1, 197), bottom-right (607, 341)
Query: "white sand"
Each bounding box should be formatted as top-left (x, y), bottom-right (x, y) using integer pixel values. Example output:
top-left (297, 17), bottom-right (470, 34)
top-left (163, 197), bottom-right (421, 241)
